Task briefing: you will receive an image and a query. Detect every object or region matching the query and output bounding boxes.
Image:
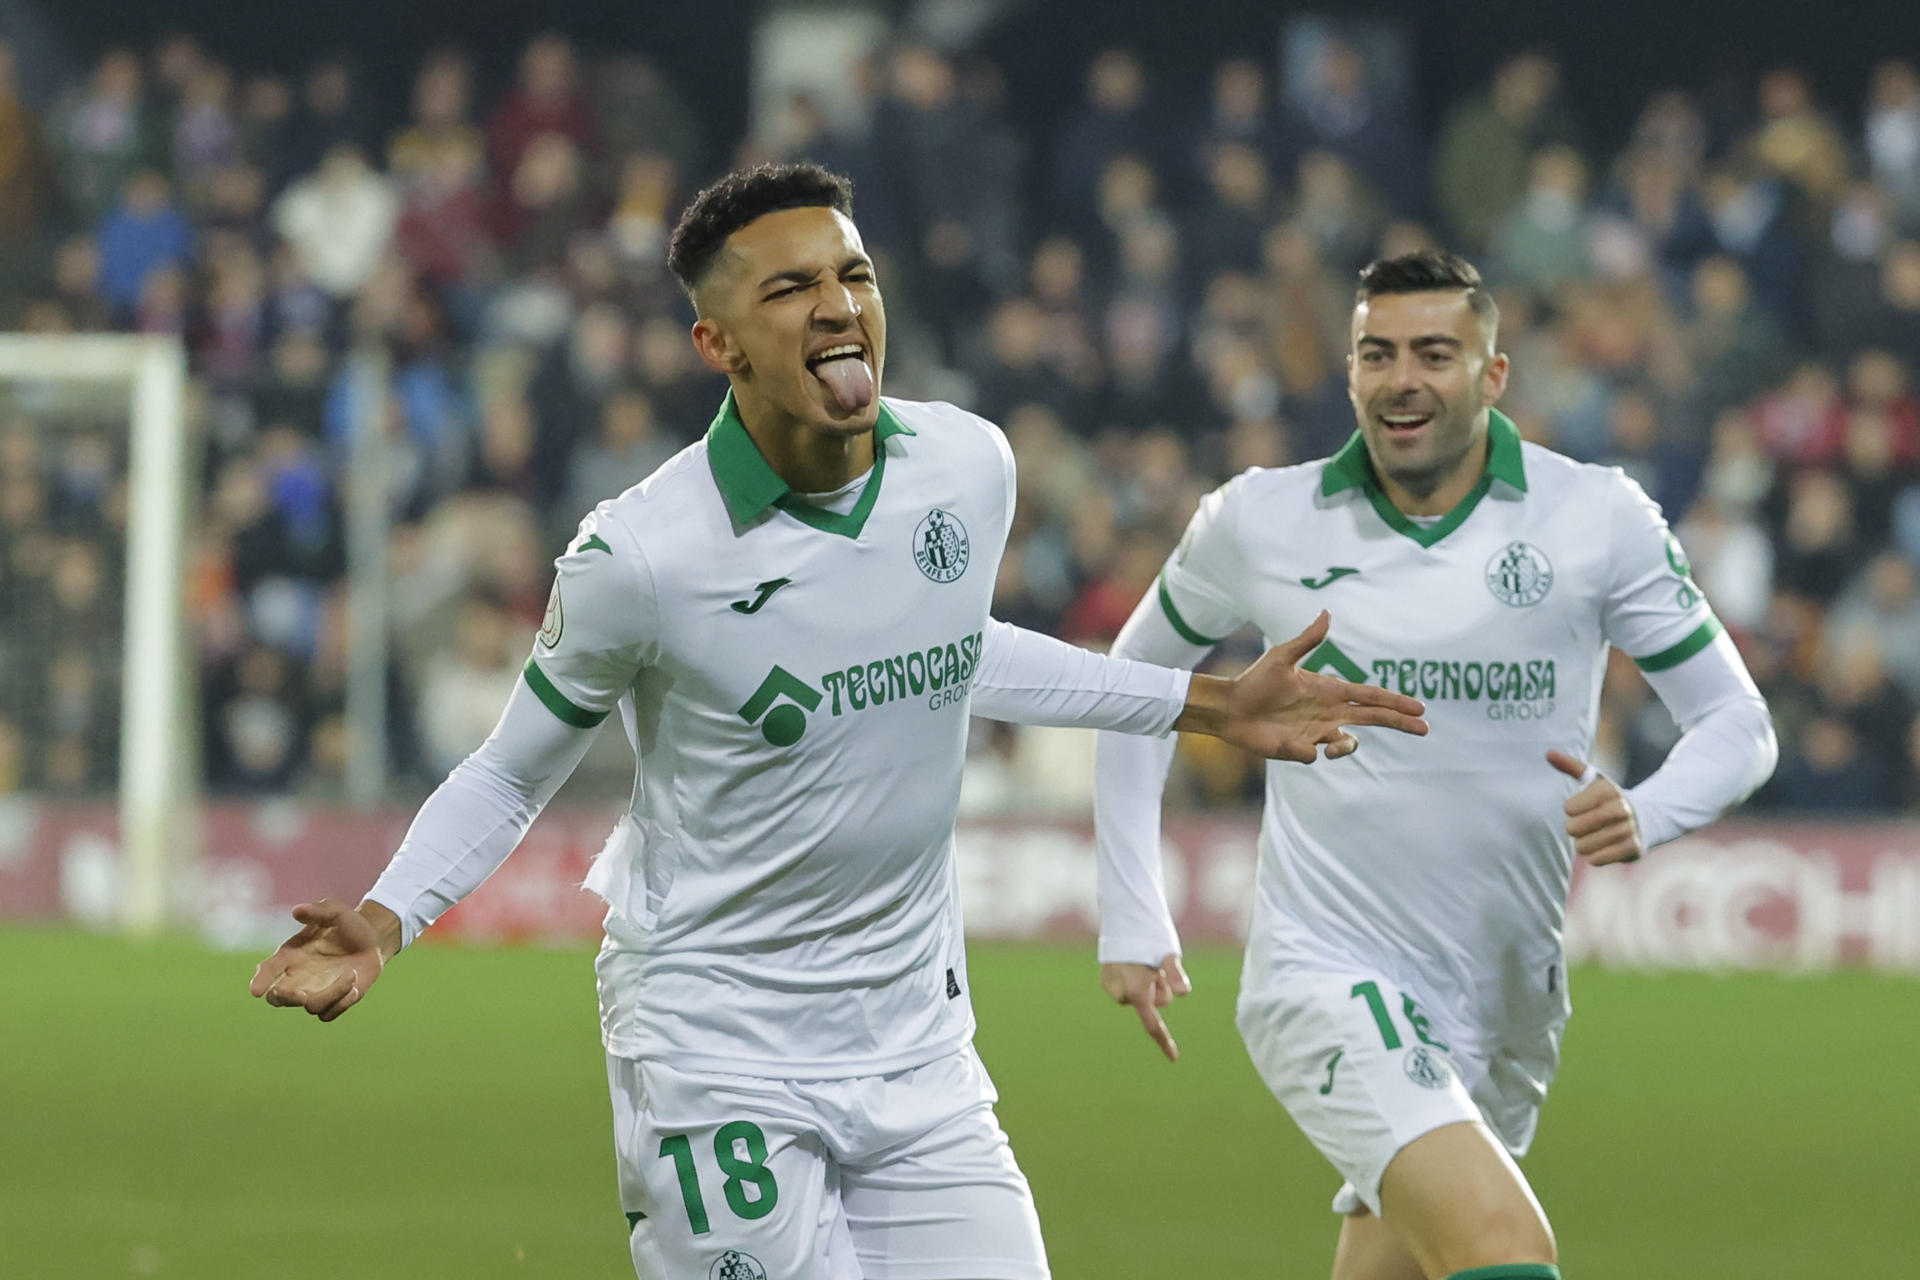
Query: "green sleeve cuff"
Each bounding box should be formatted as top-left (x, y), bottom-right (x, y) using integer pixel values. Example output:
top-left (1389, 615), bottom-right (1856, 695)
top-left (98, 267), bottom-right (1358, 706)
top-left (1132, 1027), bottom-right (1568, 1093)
top-left (1634, 616), bottom-right (1725, 672)
top-left (1157, 574), bottom-right (1226, 647)
top-left (522, 659), bottom-right (611, 728)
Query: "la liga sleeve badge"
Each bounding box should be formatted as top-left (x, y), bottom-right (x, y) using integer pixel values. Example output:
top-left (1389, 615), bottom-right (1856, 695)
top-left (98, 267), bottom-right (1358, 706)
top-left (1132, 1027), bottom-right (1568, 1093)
top-left (539, 579), bottom-right (564, 648)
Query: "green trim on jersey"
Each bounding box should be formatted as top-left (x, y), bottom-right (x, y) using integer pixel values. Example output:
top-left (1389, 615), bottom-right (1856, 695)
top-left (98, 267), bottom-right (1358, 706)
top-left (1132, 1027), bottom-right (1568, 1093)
top-left (1157, 573), bottom-right (1227, 646)
top-left (1634, 615), bottom-right (1725, 672)
top-left (1321, 409), bottom-right (1528, 549)
top-left (522, 659), bottom-right (611, 728)
top-left (705, 390), bottom-right (915, 536)
top-left (1363, 474), bottom-right (1494, 548)
top-left (1441, 1265), bottom-right (1561, 1280)
top-left (775, 446), bottom-right (887, 536)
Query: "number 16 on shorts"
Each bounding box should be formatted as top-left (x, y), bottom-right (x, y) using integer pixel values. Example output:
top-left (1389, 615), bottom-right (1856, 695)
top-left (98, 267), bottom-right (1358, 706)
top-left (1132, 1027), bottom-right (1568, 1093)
top-left (1347, 979), bottom-right (1455, 1091)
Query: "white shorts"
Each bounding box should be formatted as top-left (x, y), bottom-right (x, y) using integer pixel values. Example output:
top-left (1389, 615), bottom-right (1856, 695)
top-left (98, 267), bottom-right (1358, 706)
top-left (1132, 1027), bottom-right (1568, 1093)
top-left (1236, 966), bottom-right (1566, 1218)
top-left (607, 1044), bottom-right (1049, 1280)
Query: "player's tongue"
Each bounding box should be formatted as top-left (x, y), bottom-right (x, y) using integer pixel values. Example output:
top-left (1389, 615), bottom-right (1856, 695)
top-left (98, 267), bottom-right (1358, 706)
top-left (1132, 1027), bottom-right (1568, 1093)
top-left (812, 354), bottom-right (874, 412)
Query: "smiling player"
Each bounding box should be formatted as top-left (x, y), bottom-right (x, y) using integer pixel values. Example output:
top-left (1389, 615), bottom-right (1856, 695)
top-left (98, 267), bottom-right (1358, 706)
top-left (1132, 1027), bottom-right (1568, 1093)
top-left (1094, 251), bottom-right (1778, 1280)
top-left (248, 164), bottom-right (1430, 1280)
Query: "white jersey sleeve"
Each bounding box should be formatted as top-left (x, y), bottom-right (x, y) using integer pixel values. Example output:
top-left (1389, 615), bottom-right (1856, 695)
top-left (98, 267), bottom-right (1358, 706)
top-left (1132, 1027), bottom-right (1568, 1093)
top-left (1597, 471), bottom-right (1777, 845)
top-left (1627, 631), bottom-right (1779, 848)
top-left (988, 412), bottom-right (1019, 541)
top-left (1600, 471), bottom-right (1723, 669)
top-left (1155, 473), bottom-right (1254, 646)
top-left (970, 619), bottom-right (1189, 733)
top-left (1088, 475), bottom-right (1252, 965)
top-left (1093, 601), bottom-right (1215, 965)
top-left (523, 507), bottom-right (661, 726)
top-left (363, 505), bottom-right (659, 946)
top-left (364, 680), bottom-right (602, 946)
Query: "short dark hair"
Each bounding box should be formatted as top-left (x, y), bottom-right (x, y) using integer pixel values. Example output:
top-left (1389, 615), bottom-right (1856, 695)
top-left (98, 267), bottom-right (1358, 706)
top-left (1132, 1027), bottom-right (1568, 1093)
top-left (1355, 250), bottom-right (1499, 333)
top-left (667, 162), bottom-right (855, 294)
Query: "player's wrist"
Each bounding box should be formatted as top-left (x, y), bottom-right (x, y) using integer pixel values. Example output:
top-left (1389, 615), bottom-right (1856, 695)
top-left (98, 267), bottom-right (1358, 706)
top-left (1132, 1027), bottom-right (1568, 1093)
top-left (1098, 933), bottom-right (1181, 967)
top-left (1171, 673), bottom-right (1230, 737)
top-left (1620, 786), bottom-right (1675, 850)
top-left (355, 899), bottom-right (405, 963)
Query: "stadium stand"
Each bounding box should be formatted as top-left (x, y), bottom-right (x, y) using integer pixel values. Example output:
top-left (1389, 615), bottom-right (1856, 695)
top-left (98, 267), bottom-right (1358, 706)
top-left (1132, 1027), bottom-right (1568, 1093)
top-left (0, 28), bottom-right (1912, 813)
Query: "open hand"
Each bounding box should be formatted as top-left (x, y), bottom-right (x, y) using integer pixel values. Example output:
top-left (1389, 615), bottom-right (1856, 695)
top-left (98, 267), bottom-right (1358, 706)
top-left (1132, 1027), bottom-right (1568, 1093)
top-left (1101, 955), bottom-right (1193, 1062)
top-left (248, 899), bottom-right (394, 1022)
top-left (1548, 750), bottom-right (1645, 865)
top-left (1213, 611), bottom-right (1428, 762)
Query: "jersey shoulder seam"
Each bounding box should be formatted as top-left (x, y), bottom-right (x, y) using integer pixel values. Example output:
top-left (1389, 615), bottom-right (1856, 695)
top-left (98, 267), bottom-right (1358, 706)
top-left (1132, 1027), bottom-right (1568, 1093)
top-left (1229, 461), bottom-right (1327, 535)
top-left (886, 396), bottom-right (1008, 458)
top-left (604, 439), bottom-right (730, 532)
top-left (1532, 443), bottom-right (1632, 491)
top-left (596, 506), bottom-right (661, 613)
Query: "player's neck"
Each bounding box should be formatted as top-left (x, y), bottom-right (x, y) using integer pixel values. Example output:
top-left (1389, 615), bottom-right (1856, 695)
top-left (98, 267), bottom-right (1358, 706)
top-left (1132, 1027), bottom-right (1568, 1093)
top-left (734, 387), bottom-right (876, 494)
top-left (1376, 430), bottom-right (1491, 517)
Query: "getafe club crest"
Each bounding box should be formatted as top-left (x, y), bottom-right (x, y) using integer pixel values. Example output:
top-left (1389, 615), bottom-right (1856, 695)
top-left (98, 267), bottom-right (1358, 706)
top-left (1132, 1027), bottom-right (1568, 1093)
top-left (1404, 1045), bottom-right (1452, 1090)
top-left (914, 508), bottom-right (969, 583)
top-left (539, 580), bottom-right (564, 647)
top-left (1486, 541), bottom-right (1553, 607)
top-left (711, 1250), bottom-right (768, 1280)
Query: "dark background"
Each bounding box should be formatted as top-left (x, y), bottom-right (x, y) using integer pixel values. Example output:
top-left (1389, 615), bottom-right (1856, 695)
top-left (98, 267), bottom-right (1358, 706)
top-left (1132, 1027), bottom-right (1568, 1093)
top-left (16, 0), bottom-right (1916, 166)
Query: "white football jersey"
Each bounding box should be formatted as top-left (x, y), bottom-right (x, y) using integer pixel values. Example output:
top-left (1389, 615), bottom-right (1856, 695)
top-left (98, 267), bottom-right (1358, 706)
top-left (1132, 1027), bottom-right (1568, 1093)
top-left (1157, 411), bottom-right (1722, 1037)
top-left (531, 393), bottom-right (1013, 1078)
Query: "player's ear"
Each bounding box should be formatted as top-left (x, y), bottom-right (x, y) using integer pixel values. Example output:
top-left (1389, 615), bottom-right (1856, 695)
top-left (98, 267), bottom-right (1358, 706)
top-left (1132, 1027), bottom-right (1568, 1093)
top-left (1482, 350), bottom-right (1511, 404)
top-left (691, 317), bottom-right (746, 375)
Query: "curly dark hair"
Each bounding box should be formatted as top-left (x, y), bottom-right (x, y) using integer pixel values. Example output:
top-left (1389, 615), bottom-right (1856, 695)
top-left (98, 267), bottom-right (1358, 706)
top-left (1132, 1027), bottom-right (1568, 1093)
top-left (1355, 249), bottom-right (1499, 332)
top-left (667, 162), bottom-right (855, 294)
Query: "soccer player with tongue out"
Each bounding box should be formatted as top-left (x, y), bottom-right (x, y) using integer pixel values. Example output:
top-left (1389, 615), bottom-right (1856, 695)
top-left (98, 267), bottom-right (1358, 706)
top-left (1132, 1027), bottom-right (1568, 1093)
top-left (248, 163), bottom-right (1431, 1279)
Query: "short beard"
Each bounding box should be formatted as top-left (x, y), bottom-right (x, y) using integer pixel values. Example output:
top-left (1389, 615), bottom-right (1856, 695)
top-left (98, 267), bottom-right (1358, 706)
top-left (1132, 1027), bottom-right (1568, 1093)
top-left (1376, 400), bottom-right (1481, 500)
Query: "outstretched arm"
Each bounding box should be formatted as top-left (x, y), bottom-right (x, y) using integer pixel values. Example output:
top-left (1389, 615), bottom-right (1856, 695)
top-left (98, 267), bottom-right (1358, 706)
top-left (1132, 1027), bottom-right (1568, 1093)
top-left (250, 506), bottom-right (657, 1020)
top-left (248, 676), bottom-right (604, 1019)
top-left (970, 613), bottom-right (1426, 756)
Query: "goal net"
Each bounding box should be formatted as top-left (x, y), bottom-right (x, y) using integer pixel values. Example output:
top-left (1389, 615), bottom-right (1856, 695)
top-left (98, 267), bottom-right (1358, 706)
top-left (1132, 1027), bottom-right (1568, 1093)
top-left (0, 335), bottom-right (192, 937)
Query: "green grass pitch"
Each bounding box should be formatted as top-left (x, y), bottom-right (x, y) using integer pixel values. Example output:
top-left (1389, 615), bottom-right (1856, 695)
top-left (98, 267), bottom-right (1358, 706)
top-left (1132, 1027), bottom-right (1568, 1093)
top-left (3, 928), bottom-right (1914, 1278)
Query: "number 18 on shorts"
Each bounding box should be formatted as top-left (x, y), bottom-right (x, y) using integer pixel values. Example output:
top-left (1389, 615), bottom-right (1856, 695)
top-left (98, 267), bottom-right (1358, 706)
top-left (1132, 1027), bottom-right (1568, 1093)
top-left (607, 1050), bottom-right (1051, 1280)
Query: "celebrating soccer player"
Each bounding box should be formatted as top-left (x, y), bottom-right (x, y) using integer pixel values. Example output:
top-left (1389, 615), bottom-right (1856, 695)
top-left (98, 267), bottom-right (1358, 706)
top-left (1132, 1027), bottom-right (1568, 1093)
top-left (249, 163), bottom-right (1430, 1279)
top-left (1094, 251), bottom-right (1778, 1280)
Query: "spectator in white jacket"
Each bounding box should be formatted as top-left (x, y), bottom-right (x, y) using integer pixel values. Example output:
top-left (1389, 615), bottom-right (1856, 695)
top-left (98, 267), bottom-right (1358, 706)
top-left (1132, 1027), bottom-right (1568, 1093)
top-left (272, 141), bottom-right (398, 297)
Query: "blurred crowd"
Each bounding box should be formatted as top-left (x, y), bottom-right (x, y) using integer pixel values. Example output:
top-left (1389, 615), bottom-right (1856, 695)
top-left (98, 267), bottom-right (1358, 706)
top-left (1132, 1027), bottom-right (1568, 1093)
top-left (0, 26), bottom-right (1915, 813)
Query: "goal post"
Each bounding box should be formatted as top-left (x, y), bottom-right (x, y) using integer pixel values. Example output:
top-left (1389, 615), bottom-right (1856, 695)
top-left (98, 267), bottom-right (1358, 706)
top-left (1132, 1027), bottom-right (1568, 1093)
top-left (0, 334), bottom-right (194, 937)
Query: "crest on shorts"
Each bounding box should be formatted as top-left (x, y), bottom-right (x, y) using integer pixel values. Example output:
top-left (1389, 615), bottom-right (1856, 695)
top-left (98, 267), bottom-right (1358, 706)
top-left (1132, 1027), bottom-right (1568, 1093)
top-left (1403, 1045), bottom-right (1452, 1091)
top-left (913, 508), bottom-right (969, 583)
top-left (711, 1251), bottom-right (768, 1280)
top-left (1486, 540), bottom-right (1553, 607)
top-left (539, 580), bottom-right (564, 648)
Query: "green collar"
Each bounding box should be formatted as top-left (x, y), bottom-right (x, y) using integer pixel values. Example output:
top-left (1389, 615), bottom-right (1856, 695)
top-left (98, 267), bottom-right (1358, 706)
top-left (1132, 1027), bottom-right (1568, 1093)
top-left (705, 389), bottom-right (914, 538)
top-left (1319, 408), bottom-right (1527, 549)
